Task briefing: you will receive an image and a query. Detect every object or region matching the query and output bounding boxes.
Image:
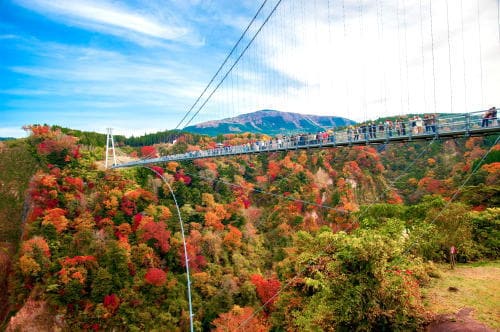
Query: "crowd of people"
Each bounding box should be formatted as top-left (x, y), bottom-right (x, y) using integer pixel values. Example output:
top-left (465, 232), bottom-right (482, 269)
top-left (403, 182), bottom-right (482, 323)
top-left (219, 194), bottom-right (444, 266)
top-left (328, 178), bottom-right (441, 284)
top-left (143, 110), bottom-right (497, 163)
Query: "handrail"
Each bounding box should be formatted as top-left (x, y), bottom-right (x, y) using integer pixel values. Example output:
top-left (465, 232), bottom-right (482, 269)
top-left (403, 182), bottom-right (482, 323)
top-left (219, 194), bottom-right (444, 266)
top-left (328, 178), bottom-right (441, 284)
top-left (112, 110), bottom-right (499, 168)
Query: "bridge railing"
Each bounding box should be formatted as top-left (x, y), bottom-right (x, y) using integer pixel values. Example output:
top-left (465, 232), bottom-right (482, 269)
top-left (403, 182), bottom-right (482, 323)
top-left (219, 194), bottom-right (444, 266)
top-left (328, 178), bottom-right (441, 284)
top-left (113, 110), bottom-right (498, 167)
top-left (436, 110), bottom-right (497, 134)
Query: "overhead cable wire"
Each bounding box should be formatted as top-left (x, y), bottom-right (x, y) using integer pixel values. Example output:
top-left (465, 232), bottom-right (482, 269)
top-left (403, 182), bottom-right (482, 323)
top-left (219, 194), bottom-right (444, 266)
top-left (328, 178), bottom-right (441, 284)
top-left (397, 0), bottom-right (405, 117)
top-left (174, 0), bottom-right (271, 130)
top-left (144, 166), bottom-right (194, 332)
top-left (236, 273), bottom-right (301, 330)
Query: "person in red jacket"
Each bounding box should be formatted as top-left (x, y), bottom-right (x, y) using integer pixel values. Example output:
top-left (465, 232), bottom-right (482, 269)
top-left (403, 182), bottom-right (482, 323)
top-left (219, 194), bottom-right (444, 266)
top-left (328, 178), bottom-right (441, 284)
top-left (450, 245), bottom-right (457, 269)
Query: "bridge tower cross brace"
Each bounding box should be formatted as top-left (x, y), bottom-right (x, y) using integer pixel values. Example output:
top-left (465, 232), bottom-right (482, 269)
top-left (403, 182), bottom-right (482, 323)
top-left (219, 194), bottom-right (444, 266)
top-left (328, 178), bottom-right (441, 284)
top-left (105, 128), bottom-right (117, 169)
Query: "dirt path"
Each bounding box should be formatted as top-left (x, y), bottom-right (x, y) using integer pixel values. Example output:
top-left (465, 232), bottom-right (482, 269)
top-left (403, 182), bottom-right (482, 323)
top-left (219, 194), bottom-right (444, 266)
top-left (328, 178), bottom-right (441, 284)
top-left (427, 307), bottom-right (494, 332)
top-left (423, 263), bottom-right (500, 331)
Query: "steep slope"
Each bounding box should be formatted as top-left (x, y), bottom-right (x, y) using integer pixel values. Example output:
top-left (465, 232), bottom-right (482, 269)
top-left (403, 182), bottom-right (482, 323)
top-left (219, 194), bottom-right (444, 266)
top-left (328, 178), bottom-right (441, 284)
top-left (0, 140), bottom-right (39, 326)
top-left (184, 109), bottom-right (354, 136)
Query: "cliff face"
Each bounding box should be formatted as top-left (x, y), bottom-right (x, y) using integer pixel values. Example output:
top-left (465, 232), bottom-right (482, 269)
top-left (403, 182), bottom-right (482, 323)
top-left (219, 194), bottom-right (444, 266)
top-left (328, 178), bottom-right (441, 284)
top-left (0, 140), bottom-right (39, 327)
top-left (5, 299), bottom-right (61, 332)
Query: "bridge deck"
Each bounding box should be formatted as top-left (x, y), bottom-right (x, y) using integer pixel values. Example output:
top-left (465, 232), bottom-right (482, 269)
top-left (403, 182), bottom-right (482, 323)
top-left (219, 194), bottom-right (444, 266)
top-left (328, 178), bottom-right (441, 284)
top-left (113, 112), bottom-right (500, 168)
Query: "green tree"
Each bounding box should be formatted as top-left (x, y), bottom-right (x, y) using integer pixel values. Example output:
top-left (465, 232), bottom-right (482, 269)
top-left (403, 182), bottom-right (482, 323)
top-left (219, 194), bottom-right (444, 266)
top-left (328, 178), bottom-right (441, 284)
top-left (91, 267), bottom-right (113, 302)
top-left (273, 229), bottom-right (426, 331)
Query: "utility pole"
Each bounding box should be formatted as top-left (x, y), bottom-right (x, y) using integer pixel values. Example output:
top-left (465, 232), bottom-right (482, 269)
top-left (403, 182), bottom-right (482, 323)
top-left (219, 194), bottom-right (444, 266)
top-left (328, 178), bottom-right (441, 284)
top-left (105, 128), bottom-right (117, 169)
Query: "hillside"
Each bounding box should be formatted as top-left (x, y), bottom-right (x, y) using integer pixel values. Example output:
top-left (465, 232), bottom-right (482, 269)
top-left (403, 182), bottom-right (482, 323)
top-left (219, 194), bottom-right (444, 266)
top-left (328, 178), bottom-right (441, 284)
top-left (184, 109), bottom-right (354, 136)
top-left (1, 126), bottom-right (498, 331)
top-left (0, 140), bottom-right (39, 326)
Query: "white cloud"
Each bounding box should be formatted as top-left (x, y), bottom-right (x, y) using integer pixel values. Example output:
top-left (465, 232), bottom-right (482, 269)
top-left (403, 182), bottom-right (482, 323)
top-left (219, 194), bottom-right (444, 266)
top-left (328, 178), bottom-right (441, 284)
top-left (2, 36), bottom-right (210, 135)
top-left (0, 127), bottom-right (28, 138)
top-left (4, 0), bottom-right (498, 134)
top-left (5, 39), bottom-right (206, 102)
top-left (194, 0), bottom-right (500, 124)
top-left (13, 0), bottom-right (202, 46)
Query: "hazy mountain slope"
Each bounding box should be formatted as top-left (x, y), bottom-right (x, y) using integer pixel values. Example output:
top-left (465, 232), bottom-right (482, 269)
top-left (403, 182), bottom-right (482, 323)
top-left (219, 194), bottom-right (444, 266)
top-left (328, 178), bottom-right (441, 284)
top-left (183, 109), bottom-right (355, 136)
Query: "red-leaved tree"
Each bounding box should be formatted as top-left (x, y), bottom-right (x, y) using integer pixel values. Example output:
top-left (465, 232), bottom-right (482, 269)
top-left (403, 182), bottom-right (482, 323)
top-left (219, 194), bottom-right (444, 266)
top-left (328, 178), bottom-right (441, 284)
top-left (103, 294), bottom-right (120, 312)
top-left (212, 305), bottom-right (269, 332)
top-left (139, 221), bottom-right (171, 253)
top-left (250, 274), bottom-right (281, 312)
top-left (144, 268), bottom-right (166, 286)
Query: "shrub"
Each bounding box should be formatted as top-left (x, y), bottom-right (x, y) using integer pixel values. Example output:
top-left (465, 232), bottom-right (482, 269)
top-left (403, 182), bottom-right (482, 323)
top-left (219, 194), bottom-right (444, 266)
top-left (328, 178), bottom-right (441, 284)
top-left (273, 230), bottom-right (426, 331)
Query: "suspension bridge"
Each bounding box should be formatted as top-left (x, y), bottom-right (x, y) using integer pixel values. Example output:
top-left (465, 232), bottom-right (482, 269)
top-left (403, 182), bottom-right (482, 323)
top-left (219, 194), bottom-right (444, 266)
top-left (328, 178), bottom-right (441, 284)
top-left (110, 0), bottom-right (499, 168)
top-left (113, 110), bottom-right (499, 167)
top-left (104, 2), bottom-right (500, 330)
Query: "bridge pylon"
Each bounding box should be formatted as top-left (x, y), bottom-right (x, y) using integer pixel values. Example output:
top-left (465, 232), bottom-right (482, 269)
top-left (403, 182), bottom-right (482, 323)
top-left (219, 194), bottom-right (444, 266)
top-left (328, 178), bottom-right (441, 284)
top-left (105, 128), bottom-right (117, 169)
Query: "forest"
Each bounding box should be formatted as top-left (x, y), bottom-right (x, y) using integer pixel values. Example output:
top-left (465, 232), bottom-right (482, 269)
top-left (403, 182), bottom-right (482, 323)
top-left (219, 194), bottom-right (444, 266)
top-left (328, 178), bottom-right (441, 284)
top-left (0, 125), bottom-right (498, 331)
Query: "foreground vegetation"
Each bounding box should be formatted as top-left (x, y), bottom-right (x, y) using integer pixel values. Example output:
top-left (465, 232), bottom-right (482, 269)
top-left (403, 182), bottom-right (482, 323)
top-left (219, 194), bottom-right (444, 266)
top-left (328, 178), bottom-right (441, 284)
top-left (1, 126), bottom-right (498, 330)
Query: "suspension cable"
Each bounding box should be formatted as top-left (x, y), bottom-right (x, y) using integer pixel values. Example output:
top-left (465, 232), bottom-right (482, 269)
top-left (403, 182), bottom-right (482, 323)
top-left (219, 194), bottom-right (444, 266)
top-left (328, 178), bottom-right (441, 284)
top-left (181, 0), bottom-right (285, 130)
top-left (460, 0), bottom-right (468, 113)
top-left (397, 0), bottom-right (405, 117)
top-left (341, 0), bottom-right (351, 123)
top-left (418, 0), bottom-right (427, 113)
top-left (402, 0), bottom-right (410, 115)
top-left (476, 0), bottom-right (484, 106)
top-left (445, 0), bottom-right (454, 113)
top-left (174, 0), bottom-right (270, 130)
top-left (429, 0), bottom-right (437, 114)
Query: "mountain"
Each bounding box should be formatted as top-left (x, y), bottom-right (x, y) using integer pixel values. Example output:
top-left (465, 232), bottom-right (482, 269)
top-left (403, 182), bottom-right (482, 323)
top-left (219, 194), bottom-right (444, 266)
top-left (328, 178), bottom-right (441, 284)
top-left (183, 109), bottom-right (355, 136)
top-left (0, 137), bottom-right (15, 141)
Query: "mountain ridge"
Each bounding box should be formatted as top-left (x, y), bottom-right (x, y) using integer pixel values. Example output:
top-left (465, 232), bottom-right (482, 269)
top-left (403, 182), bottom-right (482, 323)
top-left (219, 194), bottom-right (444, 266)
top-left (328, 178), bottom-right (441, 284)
top-left (183, 109), bottom-right (355, 136)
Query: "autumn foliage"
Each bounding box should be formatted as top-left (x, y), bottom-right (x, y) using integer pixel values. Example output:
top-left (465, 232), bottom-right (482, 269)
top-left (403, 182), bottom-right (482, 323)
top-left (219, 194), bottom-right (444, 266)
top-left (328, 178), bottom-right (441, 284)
top-left (6, 125), bottom-right (498, 331)
top-left (139, 220), bottom-right (171, 253)
top-left (250, 274), bottom-right (281, 311)
top-left (212, 306), bottom-right (269, 332)
top-left (144, 268), bottom-right (167, 286)
top-left (140, 145), bottom-right (158, 158)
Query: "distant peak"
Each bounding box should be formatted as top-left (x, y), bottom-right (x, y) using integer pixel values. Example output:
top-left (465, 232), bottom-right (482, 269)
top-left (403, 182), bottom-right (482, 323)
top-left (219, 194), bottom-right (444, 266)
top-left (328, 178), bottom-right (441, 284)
top-left (183, 110), bottom-right (355, 136)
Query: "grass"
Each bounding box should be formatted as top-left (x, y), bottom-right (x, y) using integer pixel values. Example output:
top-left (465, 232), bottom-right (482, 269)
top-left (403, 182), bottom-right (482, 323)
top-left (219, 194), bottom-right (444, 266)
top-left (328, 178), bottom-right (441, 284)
top-left (422, 261), bottom-right (500, 329)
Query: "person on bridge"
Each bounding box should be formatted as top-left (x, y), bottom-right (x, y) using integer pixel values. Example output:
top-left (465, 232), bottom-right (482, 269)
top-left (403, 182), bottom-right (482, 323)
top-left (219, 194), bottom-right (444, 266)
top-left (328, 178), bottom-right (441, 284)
top-left (401, 118), bottom-right (407, 135)
top-left (490, 107), bottom-right (497, 126)
top-left (481, 107), bottom-right (496, 127)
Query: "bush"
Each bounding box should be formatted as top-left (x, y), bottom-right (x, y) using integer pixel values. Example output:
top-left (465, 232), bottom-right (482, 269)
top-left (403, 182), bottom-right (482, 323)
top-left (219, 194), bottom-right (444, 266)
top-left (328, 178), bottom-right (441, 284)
top-left (273, 229), bottom-right (427, 331)
top-left (471, 208), bottom-right (500, 259)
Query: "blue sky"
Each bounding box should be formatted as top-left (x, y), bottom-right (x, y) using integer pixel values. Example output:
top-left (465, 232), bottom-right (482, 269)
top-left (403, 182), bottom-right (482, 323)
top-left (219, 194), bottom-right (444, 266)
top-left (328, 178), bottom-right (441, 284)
top-left (0, 0), bottom-right (260, 137)
top-left (1, 0), bottom-right (499, 138)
